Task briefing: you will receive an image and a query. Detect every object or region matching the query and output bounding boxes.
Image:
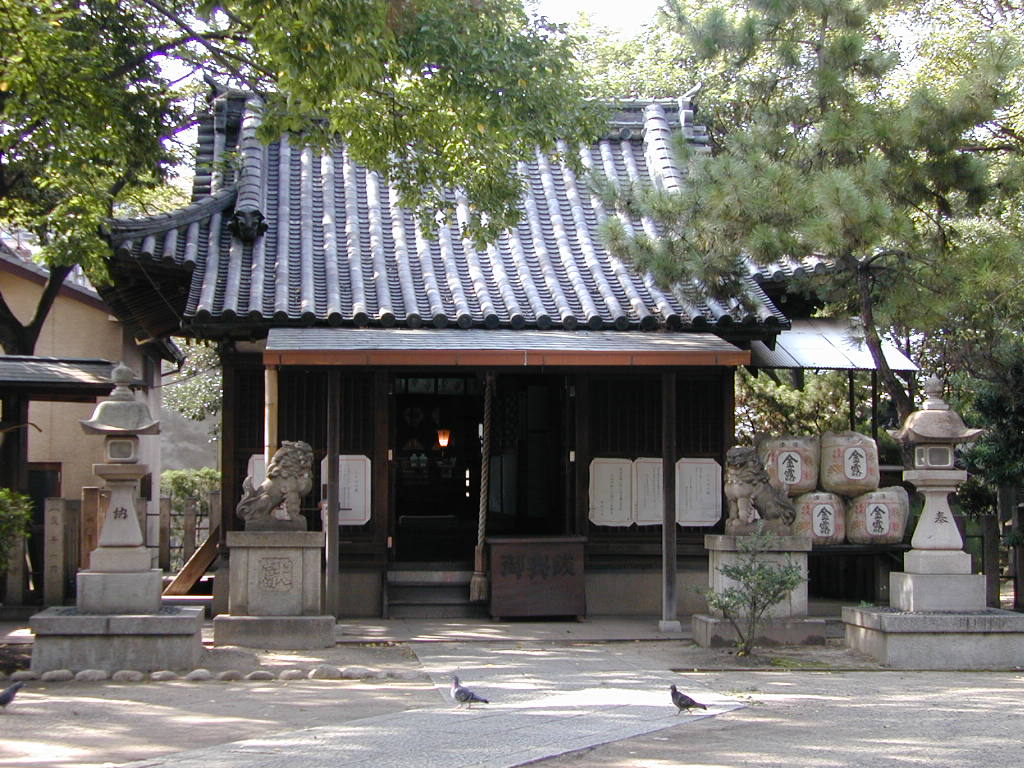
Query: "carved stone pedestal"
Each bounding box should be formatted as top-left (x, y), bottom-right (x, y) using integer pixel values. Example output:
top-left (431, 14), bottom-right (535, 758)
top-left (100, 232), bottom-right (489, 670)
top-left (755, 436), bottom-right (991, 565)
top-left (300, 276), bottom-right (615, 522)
top-left (693, 534), bottom-right (829, 647)
top-left (213, 531), bottom-right (335, 649)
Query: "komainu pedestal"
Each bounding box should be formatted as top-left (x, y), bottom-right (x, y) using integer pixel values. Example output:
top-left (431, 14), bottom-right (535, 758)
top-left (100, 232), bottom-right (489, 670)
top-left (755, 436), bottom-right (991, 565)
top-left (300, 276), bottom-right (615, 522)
top-left (212, 531), bottom-right (334, 649)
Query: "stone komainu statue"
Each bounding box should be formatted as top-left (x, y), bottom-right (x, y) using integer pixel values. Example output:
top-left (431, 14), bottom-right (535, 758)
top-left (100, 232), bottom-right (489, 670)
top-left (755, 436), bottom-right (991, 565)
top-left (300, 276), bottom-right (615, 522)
top-left (723, 445), bottom-right (796, 529)
top-left (236, 440), bottom-right (313, 525)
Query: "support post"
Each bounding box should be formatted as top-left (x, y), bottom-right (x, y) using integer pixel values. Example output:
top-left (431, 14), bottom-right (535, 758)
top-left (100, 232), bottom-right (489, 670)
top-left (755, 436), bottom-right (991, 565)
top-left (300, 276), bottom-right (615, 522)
top-left (848, 371), bottom-right (856, 431)
top-left (660, 371), bottom-right (681, 632)
top-left (264, 365), bottom-right (279, 464)
top-left (324, 369), bottom-right (340, 615)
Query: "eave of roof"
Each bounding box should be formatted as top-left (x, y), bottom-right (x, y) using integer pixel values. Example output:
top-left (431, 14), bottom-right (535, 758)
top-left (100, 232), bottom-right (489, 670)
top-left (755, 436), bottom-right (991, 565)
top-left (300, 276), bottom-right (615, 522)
top-left (749, 319), bottom-right (918, 372)
top-left (264, 328), bottom-right (750, 368)
top-left (0, 356), bottom-right (117, 402)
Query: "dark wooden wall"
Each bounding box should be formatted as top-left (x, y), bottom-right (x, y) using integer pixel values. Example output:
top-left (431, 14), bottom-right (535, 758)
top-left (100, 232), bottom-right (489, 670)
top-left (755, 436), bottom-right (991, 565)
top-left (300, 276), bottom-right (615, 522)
top-left (578, 368), bottom-right (733, 566)
top-left (222, 357), bottom-right (735, 570)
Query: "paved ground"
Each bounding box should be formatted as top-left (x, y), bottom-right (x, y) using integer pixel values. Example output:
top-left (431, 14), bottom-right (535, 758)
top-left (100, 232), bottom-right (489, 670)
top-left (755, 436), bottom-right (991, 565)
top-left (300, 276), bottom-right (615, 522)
top-left (2, 618), bottom-right (1024, 768)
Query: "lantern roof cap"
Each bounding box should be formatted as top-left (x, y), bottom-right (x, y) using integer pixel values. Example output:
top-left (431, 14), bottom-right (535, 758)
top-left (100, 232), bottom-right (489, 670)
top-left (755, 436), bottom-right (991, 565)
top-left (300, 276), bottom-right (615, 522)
top-left (889, 376), bottom-right (982, 445)
top-left (80, 362), bottom-right (159, 435)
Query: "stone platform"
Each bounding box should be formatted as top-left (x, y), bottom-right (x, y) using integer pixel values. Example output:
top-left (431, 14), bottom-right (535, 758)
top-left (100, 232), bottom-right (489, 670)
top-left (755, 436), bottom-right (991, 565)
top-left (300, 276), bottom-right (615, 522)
top-left (30, 605), bottom-right (204, 672)
top-left (692, 614), bottom-right (829, 647)
top-left (213, 614), bottom-right (335, 649)
top-left (843, 605), bottom-right (1024, 669)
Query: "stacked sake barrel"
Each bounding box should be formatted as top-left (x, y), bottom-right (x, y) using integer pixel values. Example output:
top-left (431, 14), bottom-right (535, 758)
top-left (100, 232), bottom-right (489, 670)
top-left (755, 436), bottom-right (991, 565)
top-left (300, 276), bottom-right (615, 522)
top-left (761, 432), bottom-right (909, 546)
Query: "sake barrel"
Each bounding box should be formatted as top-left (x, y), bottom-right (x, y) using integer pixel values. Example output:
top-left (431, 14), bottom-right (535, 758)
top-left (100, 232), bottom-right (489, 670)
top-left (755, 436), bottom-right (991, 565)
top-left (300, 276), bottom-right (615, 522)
top-left (846, 486), bottom-right (910, 544)
top-left (819, 431), bottom-right (880, 495)
top-left (760, 436), bottom-right (819, 495)
top-left (793, 491), bottom-right (846, 546)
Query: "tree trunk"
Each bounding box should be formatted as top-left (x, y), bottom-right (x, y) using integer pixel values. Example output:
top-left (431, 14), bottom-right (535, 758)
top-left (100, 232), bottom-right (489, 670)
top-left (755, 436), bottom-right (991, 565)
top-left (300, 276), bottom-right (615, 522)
top-left (855, 265), bottom-right (915, 425)
top-left (0, 263), bottom-right (75, 492)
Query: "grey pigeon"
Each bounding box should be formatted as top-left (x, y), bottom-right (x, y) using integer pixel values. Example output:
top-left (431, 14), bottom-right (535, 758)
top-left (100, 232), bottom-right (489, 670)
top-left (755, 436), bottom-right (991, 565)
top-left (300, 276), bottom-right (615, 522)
top-left (451, 675), bottom-right (488, 707)
top-left (670, 684), bottom-right (706, 714)
top-left (0, 681), bottom-right (23, 709)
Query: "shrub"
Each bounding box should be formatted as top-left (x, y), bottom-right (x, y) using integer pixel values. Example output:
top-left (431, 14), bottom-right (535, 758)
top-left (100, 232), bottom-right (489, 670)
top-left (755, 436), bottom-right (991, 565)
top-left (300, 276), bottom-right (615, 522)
top-left (0, 488), bottom-right (33, 570)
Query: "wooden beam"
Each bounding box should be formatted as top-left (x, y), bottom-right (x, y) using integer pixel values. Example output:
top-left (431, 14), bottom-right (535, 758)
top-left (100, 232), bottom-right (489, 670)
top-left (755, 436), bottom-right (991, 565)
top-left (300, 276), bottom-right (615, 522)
top-left (162, 525), bottom-right (221, 596)
top-left (263, 348), bottom-right (751, 368)
top-left (660, 370), bottom-right (680, 632)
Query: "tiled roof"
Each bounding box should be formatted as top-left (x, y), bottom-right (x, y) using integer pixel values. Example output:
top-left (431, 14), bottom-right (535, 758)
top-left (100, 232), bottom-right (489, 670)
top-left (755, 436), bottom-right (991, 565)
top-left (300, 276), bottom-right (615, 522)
top-left (104, 93), bottom-right (790, 340)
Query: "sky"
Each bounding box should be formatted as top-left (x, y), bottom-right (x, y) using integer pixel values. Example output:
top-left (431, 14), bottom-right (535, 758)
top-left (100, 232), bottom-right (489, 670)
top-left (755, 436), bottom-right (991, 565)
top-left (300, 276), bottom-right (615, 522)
top-left (533, 0), bottom-right (665, 35)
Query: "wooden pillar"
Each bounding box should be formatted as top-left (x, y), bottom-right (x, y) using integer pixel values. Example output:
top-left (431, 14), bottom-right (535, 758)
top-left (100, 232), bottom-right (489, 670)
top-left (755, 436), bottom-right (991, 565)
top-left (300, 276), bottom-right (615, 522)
top-left (158, 496), bottom-right (171, 570)
top-left (573, 377), bottom-right (591, 536)
top-left (43, 498), bottom-right (66, 606)
top-left (324, 369), bottom-right (340, 615)
top-left (660, 370), bottom-right (681, 632)
top-left (264, 365), bottom-right (279, 463)
top-left (848, 371), bottom-right (856, 431)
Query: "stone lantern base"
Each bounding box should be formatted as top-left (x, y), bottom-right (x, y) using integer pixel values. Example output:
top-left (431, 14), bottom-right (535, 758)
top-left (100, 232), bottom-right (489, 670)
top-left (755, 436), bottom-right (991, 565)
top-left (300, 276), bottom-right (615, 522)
top-left (30, 606), bottom-right (204, 673)
top-left (843, 606), bottom-right (1024, 669)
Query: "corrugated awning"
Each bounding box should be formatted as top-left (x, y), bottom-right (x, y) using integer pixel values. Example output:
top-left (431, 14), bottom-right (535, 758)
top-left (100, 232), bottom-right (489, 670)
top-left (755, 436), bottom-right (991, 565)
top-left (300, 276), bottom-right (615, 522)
top-left (264, 328), bottom-right (750, 367)
top-left (0, 356), bottom-right (116, 402)
top-left (750, 319), bottom-right (917, 372)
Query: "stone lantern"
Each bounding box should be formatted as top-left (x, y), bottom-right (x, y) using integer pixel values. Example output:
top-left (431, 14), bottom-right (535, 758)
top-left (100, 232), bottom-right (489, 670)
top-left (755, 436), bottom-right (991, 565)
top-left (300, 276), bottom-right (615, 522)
top-left (888, 376), bottom-right (983, 586)
top-left (31, 363), bottom-right (203, 673)
top-left (79, 362), bottom-right (160, 590)
top-left (843, 376), bottom-right (1024, 670)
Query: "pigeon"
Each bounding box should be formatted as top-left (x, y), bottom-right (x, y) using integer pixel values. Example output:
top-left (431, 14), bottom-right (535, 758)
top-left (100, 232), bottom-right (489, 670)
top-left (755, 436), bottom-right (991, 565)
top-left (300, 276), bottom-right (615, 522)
top-left (670, 684), bottom-right (706, 715)
top-left (0, 681), bottom-right (23, 710)
top-left (451, 675), bottom-right (488, 707)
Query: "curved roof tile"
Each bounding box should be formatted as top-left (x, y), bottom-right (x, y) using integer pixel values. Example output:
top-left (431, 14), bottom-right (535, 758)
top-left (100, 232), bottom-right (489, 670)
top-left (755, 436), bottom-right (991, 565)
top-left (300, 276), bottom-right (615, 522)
top-left (104, 95), bottom-right (789, 338)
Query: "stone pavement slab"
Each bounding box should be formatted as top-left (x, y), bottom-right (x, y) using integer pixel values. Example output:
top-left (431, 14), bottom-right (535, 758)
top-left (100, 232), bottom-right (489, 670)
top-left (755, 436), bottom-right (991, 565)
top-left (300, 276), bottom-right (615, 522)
top-left (115, 641), bottom-right (741, 768)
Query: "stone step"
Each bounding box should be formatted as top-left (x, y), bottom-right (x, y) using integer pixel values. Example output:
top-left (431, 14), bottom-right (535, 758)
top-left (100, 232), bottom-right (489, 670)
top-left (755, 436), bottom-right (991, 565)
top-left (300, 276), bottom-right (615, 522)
top-left (388, 583), bottom-right (470, 603)
top-left (386, 570), bottom-right (473, 585)
top-left (161, 594), bottom-right (214, 618)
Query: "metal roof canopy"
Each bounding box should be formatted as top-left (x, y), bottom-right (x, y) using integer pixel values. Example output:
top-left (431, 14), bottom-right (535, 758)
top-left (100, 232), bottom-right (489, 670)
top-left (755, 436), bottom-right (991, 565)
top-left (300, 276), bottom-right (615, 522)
top-left (749, 319), bottom-right (917, 372)
top-left (264, 328), bottom-right (751, 367)
top-left (0, 356), bottom-right (117, 402)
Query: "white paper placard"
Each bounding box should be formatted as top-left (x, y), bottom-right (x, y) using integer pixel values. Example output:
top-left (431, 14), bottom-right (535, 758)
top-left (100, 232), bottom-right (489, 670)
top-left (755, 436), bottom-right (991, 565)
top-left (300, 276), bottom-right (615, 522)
top-left (246, 454), bottom-right (266, 486)
top-left (675, 458), bottom-right (722, 527)
top-left (633, 458), bottom-right (664, 525)
top-left (320, 455), bottom-right (372, 525)
top-left (588, 458), bottom-right (633, 526)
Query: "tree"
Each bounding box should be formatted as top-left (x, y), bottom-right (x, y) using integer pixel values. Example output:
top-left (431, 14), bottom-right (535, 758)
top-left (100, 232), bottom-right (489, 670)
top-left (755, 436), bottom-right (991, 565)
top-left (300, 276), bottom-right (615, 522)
top-left (0, 0), bottom-right (601, 486)
top-left (1, 0), bottom-right (601, 356)
top-left (162, 341), bottom-right (223, 438)
top-left (597, 0), bottom-right (1022, 426)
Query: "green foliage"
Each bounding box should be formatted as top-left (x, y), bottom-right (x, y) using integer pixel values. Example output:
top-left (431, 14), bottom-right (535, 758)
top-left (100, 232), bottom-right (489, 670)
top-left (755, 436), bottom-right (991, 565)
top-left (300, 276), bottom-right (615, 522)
top-left (595, 0), bottom-right (1024, 427)
top-left (701, 525), bottom-right (806, 656)
top-left (161, 467), bottom-right (220, 516)
top-left (737, 368), bottom-right (860, 442)
top-left (0, 487), bottom-right (32, 570)
top-left (1, 0), bottom-right (601, 354)
top-left (959, 346), bottom-right (1024, 487)
top-left (162, 342), bottom-right (222, 436)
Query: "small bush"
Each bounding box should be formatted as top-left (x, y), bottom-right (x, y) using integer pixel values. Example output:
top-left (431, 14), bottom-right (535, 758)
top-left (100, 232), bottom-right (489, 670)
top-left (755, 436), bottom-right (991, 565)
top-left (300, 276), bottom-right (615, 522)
top-left (0, 488), bottom-right (33, 570)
